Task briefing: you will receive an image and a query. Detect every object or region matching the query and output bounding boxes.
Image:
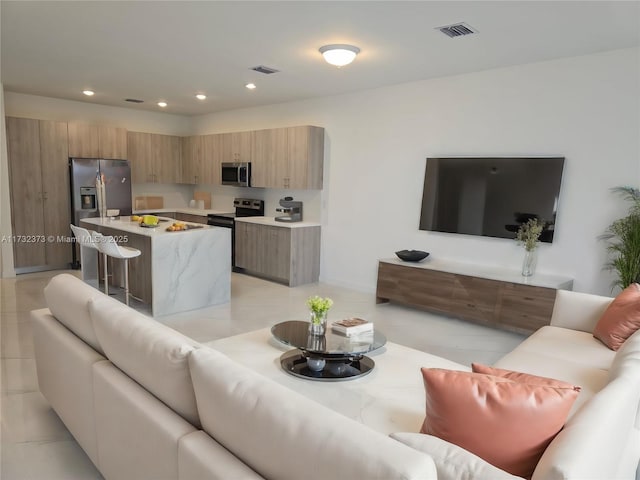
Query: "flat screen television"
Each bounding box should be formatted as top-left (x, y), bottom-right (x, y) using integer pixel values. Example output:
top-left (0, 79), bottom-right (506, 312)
top-left (419, 157), bottom-right (565, 243)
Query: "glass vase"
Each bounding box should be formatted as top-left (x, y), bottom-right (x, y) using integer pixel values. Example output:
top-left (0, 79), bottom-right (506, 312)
top-left (309, 311), bottom-right (328, 335)
top-left (522, 249), bottom-right (537, 277)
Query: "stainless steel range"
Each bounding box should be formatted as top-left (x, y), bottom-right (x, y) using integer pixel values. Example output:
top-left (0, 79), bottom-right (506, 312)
top-left (207, 198), bottom-right (264, 269)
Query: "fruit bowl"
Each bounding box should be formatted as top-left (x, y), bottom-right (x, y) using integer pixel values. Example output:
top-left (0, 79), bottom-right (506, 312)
top-left (395, 250), bottom-right (430, 262)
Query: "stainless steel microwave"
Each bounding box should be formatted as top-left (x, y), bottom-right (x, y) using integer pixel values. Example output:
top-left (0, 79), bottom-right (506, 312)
top-left (221, 162), bottom-right (251, 187)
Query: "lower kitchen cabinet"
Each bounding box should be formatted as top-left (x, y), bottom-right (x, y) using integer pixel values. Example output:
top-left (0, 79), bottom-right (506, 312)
top-left (235, 221), bottom-right (320, 286)
top-left (175, 213), bottom-right (208, 224)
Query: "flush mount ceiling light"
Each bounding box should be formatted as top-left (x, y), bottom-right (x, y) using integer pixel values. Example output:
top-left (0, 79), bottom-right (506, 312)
top-left (82, 90), bottom-right (95, 96)
top-left (319, 44), bottom-right (360, 67)
top-left (195, 94), bottom-right (207, 100)
top-left (157, 101), bottom-right (168, 108)
top-left (245, 83), bottom-right (257, 90)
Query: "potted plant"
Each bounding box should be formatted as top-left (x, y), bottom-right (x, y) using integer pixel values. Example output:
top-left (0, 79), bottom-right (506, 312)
top-left (307, 295), bottom-right (333, 335)
top-left (516, 218), bottom-right (544, 276)
top-left (602, 186), bottom-right (640, 291)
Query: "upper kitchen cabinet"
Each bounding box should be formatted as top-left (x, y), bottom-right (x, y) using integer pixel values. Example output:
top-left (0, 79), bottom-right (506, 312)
top-left (252, 128), bottom-right (287, 188)
top-left (287, 126), bottom-right (324, 189)
top-left (220, 131), bottom-right (253, 164)
top-left (202, 134), bottom-right (221, 185)
top-left (181, 135), bottom-right (203, 184)
top-left (251, 126), bottom-right (324, 189)
top-left (68, 123), bottom-right (127, 159)
top-left (128, 131), bottom-right (181, 184)
top-left (6, 117), bottom-right (71, 271)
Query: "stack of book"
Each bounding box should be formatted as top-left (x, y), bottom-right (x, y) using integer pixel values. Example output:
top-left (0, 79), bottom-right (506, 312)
top-left (331, 318), bottom-right (374, 336)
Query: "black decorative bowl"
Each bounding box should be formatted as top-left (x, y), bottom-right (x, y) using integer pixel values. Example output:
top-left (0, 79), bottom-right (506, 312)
top-left (395, 250), bottom-right (430, 262)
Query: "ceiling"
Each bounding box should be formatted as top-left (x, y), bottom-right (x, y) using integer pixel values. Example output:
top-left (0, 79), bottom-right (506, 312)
top-left (2, 1), bottom-right (639, 116)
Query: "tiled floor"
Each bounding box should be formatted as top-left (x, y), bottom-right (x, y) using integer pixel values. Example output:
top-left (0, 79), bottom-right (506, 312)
top-left (1, 269), bottom-right (525, 479)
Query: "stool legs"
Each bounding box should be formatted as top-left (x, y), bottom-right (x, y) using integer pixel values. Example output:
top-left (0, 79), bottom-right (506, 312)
top-left (103, 253), bottom-right (109, 296)
top-left (124, 258), bottom-right (130, 306)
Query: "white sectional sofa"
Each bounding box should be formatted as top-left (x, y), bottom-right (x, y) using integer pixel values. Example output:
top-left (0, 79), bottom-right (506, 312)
top-left (32, 274), bottom-right (640, 479)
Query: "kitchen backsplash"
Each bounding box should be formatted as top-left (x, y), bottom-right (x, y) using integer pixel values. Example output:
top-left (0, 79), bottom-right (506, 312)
top-left (131, 183), bottom-right (194, 208)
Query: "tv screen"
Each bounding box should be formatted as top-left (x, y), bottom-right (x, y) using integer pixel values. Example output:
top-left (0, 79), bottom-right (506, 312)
top-left (419, 157), bottom-right (565, 243)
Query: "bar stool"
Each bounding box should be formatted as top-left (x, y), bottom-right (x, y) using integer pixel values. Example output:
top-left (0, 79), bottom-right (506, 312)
top-left (93, 233), bottom-right (141, 306)
top-left (70, 224), bottom-right (100, 290)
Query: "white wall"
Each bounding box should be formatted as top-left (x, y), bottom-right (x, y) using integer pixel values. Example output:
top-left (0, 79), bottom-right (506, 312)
top-left (194, 48), bottom-right (640, 295)
top-left (4, 92), bottom-right (193, 135)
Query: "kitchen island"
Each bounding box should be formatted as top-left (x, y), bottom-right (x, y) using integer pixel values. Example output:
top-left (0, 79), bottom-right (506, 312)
top-left (81, 216), bottom-right (230, 316)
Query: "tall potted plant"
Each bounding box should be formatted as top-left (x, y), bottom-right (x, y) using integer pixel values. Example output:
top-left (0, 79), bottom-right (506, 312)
top-left (602, 186), bottom-right (640, 291)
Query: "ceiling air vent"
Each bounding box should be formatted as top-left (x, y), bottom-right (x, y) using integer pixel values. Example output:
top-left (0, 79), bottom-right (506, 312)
top-left (125, 98), bottom-right (144, 103)
top-left (250, 65), bottom-right (280, 75)
top-left (437, 22), bottom-right (478, 38)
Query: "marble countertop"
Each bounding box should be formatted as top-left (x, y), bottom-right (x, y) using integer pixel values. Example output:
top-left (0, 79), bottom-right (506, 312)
top-left (81, 216), bottom-right (218, 238)
top-left (235, 216), bottom-right (321, 228)
top-left (134, 207), bottom-right (233, 216)
top-left (380, 257), bottom-right (573, 290)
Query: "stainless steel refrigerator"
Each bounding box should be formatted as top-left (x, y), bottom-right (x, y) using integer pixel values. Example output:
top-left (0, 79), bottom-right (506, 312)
top-left (69, 158), bottom-right (132, 267)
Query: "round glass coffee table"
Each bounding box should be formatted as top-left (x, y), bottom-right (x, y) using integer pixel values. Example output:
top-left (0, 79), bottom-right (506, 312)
top-left (271, 320), bottom-right (387, 381)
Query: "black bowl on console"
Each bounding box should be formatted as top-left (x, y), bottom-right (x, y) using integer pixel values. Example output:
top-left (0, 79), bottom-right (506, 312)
top-left (395, 250), bottom-right (430, 262)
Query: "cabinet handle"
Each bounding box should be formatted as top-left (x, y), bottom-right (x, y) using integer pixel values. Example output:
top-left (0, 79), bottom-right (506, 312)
top-left (43, 191), bottom-right (48, 200)
top-left (194, 175), bottom-right (199, 184)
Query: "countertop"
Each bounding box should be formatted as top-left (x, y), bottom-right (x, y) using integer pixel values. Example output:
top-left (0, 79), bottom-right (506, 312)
top-left (134, 208), bottom-right (233, 216)
top-left (81, 216), bottom-right (218, 238)
top-left (235, 216), bottom-right (321, 228)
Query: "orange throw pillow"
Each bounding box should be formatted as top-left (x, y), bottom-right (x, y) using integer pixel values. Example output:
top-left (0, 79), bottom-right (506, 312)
top-left (420, 368), bottom-right (580, 479)
top-left (471, 363), bottom-right (576, 389)
top-left (593, 283), bottom-right (640, 350)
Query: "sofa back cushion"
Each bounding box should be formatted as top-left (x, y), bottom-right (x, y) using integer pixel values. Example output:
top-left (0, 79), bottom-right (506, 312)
top-left (593, 283), bottom-right (640, 350)
top-left (421, 368), bottom-right (579, 478)
top-left (188, 347), bottom-right (437, 480)
top-left (609, 328), bottom-right (640, 380)
top-left (44, 273), bottom-right (112, 354)
top-left (89, 296), bottom-right (201, 428)
top-left (532, 375), bottom-right (640, 480)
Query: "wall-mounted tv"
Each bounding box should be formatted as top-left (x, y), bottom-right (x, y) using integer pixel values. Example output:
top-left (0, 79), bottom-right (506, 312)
top-left (419, 157), bottom-right (565, 243)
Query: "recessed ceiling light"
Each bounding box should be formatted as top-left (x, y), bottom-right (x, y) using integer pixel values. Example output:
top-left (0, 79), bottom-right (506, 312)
top-left (319, 44), bottom-right (360, 67)
top-left (195, 94), bottom-right (207, 100)
top-left (245, 83), bottom-right (257, 90)
top-left (82, 90), bottom-right (95, 96)
top-left (157, 101), bottom-right (168, 108)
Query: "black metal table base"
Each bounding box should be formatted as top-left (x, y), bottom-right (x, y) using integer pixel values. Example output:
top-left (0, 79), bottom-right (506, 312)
top-left (279, 349), bottom-right (375, 382)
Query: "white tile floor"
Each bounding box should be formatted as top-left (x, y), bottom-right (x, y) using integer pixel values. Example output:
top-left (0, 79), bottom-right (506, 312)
top-left (1, 269), bottom-right (525, 479)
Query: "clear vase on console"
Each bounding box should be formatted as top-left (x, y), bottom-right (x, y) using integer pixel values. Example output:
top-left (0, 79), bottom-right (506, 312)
top-left (308, 311), bottom-right (328, 335)
top-left (522, 249), bottom-right (537, 277)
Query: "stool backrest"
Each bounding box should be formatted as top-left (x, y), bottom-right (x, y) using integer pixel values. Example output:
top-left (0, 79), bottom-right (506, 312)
top-left (70, 224), bottom-right (98, 249)
top-left (92, 233), bottom-right (126, 259)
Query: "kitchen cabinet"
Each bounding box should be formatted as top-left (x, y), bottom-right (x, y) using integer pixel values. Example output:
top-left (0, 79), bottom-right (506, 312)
top-left (220, 131), bottom-right (253, 164)
top-left (375, 259), bottom-right (573, 334)
top-left (6, 117), bottom-right (71, 271)
top-left (251, 126), bottom-right (324, 189)
top-left (181, 136), bottom-right (203, 184)
top-left (235, 220), bottom-right (320, 286)
top-left (175, 213), bottom-right (208, 224)
top-left (68, 122), bottom-right (127, 159)
top-left (128, 131), bottom-right (181, 183)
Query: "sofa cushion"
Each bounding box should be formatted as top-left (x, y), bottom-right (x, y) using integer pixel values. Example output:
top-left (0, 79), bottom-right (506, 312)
top-left (89, 296), bottom-right (201, 427)
top-left (593, 283), bottom-right (640, 350)
top-left (609, 328), bottom-right (640, 380)
top-left (420, 368), bottom-right (579, 478)
top-left (500, 325), bottom-right (615, 371)
top-left (532, 375), bottom-right (640, 480)
top-left (390, 432), bottom-right (523, 480)
top-left (189, 347), bottom-right (437, 480)
top-left (44, 273), bottom-right (111, 354)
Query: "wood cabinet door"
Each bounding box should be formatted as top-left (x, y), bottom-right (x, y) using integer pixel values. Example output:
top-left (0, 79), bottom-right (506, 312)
top-left (6, 117), bottom-right (46, 268)
top-left (68, 123), bottom-right (100, 158)
top-left (234, 221), bottom-right (250, 269)
top-left (495, 283), bottom-right (557, 332)
top-left (287, 126), bottom-right (324, 189)
top-left (263, 225), bottom-right (291, 281)
top-left (99, 126), bottom-right (127, 159)
top-left (201, 134), bottom-right (219, 185)
top-left (39, 120), bottom-right (71, 267)
top-left (180, 136), bottom-right (202, 184)
top-left (127, 132), bottom-right (152, 183)
top-left (252, 128), bottom-right (287, 188)
top-left (153, 134), bottom-right (181, 183)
